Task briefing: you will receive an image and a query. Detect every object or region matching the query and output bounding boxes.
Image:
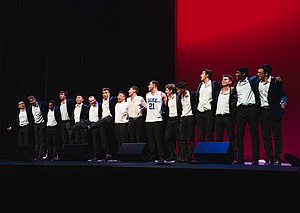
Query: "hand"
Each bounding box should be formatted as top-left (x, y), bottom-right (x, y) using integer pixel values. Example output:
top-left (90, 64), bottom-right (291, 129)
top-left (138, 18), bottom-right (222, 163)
top-left (275, 76), bottom-right (282, 82)
top-left (7, 127), bottom-right (12, 131)
top-left (280, 101), bottom-right (286, 109)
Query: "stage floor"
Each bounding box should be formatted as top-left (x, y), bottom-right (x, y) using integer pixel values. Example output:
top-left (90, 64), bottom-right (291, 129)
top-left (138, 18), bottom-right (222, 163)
top-left (1, 159), bottom-right (299, 193)
top-left (1, 159), bottom-right (299, 178)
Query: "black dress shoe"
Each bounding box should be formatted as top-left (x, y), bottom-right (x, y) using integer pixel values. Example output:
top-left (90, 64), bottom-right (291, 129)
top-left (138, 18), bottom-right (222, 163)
top-left (252, 161), bottom-right (259, 165)
top-left (232, 160), bottom-right (244, 165)
top-left (273, 160), bottom-right (281, 166)
top-left (264, 160), bottom-right (273, 165)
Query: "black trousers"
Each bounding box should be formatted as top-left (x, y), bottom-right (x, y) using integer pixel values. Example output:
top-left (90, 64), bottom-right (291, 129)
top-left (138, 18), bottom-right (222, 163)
top-left (18, 125), bottom-right (30, 146)
top-left (215, 114), bottom-right (237, 158)
top-left (72, 122), bottom-right (88, 144)
top-left (34, 123), bottom-right (46, 159)
top-left (195, 110), bottom-right (214, 142)
top-left (179, 115), bottom-right (195, 160)
top-left (114, 123), bottom-right (129, 148)
top-left (90, 116), bottom-right (114, 156)
top-left (164, 117), bottom-right (180, 158)
top-left (128, 117), bottom-right (146, 142)
top-left (146, 121), bottom-right (164, 160)
top-left (46, 126), bottom-right (59, 159)
top-left (260, 108), bottom-right (283, 162)
top-left (236, 105), bottom-right (260, 162)
top-left (60, 120), bottom-right (73, 154)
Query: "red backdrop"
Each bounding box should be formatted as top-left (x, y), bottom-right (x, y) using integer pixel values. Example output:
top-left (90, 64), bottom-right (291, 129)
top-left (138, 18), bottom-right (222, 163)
top-left (175, 0), bottom-right (300, 162)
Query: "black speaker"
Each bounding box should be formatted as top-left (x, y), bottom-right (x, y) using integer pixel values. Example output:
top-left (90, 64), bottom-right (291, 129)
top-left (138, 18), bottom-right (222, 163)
top-left (116, 142), bottom-right (150, 162)
top-left (12, 145), bottom-right (36, 162)
top-left (284, 153), bottom-right (300, 167)
top-left (193, 142), bottom-right (234, 164)
top-left (60, 143), bottom-right (89, 161)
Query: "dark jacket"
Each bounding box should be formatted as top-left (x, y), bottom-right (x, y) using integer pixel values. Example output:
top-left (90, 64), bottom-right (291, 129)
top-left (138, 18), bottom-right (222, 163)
top-left (177, 90), bottom-right (197, 117)
top-left (71, 103), bottom-right (89, 124)
top-left (45, 106), bottom-right (62, 126)
top-left (215, 87), bottom-right (237, 122)
top-left (254, 76), bottom-right (287, 119)
top-left (195, 80), bottom-right (221, 114)
top-left (232, 76), bottom-right (260, 109)
top-left (27, 101), bottom-right (48, 124)
top-left (59, 98), bottom-right (75, 121)
top-left (87, 102), bottom-right (102, 122)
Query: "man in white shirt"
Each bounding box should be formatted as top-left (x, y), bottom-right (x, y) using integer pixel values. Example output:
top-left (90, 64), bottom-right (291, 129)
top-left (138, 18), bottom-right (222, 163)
top-left (71, 93), bottom-right (88, 145)
top-left (195, 69), bottom-right (220, 143)
top-left (88, 88), bottom-right (118, 161)
top-left (145, 80), bottom-right (167, 162)
top-left (214, 74), bottom-right (237, 161)
top-left (45, 100), bottom-right (61, 160)
top-left (233, 67), bottom-right (260, 165)
top-left (114, 91), bottom-right (129, 148)
top-left (127, 86), bottom-right (147, 142)
top-left (27, 95), bottom-right (48, 160)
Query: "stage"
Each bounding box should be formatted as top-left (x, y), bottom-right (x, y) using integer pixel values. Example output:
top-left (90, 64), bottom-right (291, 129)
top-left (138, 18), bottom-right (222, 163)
top-left (1, 159), bottom-right (299, 179)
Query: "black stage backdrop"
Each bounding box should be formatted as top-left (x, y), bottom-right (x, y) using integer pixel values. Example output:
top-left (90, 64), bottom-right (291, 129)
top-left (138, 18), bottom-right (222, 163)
top-left (0, 0), bottom-right (174, 157)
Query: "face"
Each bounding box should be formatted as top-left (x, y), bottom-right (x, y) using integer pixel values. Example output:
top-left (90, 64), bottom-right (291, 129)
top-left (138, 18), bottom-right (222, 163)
top-left (128, 87), bottom-right (135, 97)
top-left (200, 71), bottom-right (208, 81)
top-left (88, 96), bottom-right (97, 106)
top-left (222, 76), bottom-right (232, 87)
top-left (59, 92), bottom-right (66, 100)
top-left (117, 93), bottom-right (126, 102)
top-left (29, 97), bottom-right (36, 105)
top-left (18, 101), bottom-right (25, 109)
top-left (257, 68), bottom-right (266, 79)
top-left (165, 87), bottom-right (172, 96)
top-left (235, 70), bottom-right (244, 81)
top-left (102, 90), bottom-right (110, 100)
top-left (176, 88), bottom-right (184, 95)
top-left (76, 95), bottom-right (84, 104)
top-left (148, 82), bottom-right (155, 91)
top-left (48, 102), bottom-right (55, 110)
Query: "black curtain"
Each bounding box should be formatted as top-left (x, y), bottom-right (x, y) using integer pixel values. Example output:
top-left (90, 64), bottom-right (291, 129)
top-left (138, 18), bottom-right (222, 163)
top-left (0, 0), bottom-right (175, 157)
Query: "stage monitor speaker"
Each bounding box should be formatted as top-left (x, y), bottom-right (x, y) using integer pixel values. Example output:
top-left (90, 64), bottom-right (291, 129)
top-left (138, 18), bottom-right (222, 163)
top-left (193, 142), bottom-right (234, 164)
top-left (284, 153), bottom-right (300, 167)
top-left (116, 142), bottom-right (150, 162)
top-left (60, 143), bottom-right (89, 161)
top-left (12, 145), bottom-right (36, 162)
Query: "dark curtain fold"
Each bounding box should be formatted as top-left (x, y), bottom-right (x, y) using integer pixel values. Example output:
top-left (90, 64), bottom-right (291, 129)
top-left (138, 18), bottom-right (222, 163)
top-left (0, 0), bottom-right (175, 157)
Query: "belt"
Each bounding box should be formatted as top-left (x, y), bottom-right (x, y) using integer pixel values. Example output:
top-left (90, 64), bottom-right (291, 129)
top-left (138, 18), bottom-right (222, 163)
top-left (238, 104), bottom-right (256, 107)
top-left (261, 106), bottom-right (270, 110)
top-left (216, 113), bottom-right (230, 116)
top-left (47, 125), bottom-right (58, 128)
top-left (129, 117), bottom-right (141, 121)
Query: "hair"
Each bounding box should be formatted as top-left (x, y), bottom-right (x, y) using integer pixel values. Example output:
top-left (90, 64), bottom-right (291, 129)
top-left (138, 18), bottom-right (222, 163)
top-left (102, 87), bottom-right (110, 92)
top-left (175, 82), bottom-right (186, 89)
top-left (237, 67), bottom-right (249, 77)
top-left (222, 74), bottom-right (233, 82)
top-left (18, 100), bottom-right (25, 107)
top-left (165, 83), bottom-right (176, 93)
top-left (150, 80), bottom-right (159, 88)
top-left (59, 90), bottom-right (68, 96)
top-left (76, 93), bottom-right (85, 99)
top-left (27, 95), bottom-right (35, 101)
top-left (258, 64), bottom-right (272, 75)
top-left (118, 91), bottom-right (126, 97)
top-left (130, 86), bottom-right (139, 94)
top-left (202, 68), bottom-right (213, 79)
top-left (49, 100), bottom-right (56, 106)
